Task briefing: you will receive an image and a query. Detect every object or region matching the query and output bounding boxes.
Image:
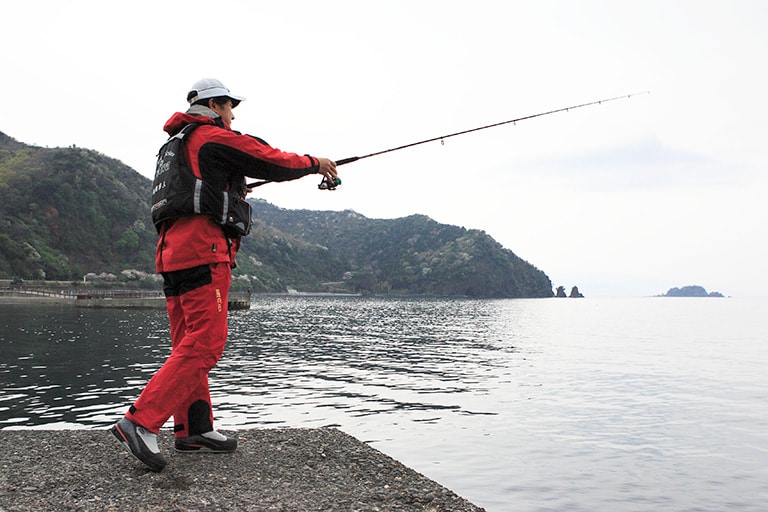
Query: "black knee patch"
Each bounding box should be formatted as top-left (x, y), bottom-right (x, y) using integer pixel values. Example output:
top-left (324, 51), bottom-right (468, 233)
top-left (188, 400), bottom-right (213, 435)
top-left (163, 264), bottom-right (213, 297)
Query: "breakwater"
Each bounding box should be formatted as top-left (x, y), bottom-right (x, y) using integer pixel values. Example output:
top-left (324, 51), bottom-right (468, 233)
top-left (0, 288), bottom-right (251, 310)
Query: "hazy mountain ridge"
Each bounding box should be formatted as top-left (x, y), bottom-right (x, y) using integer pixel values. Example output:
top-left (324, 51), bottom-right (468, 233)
top-left (0, 131), bottom-right (552, 297)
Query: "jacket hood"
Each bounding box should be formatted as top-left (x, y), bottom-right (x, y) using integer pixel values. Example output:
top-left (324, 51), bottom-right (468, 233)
top-left (163, 106), bottom-right (220, 136)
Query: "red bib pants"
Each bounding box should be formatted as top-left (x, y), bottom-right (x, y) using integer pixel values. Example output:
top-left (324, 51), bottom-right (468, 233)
top-left (127, 262), bottom-right (230, 437)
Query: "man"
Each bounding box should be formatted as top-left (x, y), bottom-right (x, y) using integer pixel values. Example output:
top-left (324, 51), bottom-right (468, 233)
top-left (111, 78), bottom-right (338, 471)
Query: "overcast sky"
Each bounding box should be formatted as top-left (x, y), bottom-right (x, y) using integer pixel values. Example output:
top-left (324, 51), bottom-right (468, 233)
top-left (2, 1), bottom-right (766, 297)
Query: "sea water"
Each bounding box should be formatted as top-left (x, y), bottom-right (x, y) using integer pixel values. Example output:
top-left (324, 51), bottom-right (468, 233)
top-left (1, 296), bottom-right (766, 511)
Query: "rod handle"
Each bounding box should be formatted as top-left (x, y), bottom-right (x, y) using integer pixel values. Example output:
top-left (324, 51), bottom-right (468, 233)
top-left (335, 156), bottom-right (359, 166)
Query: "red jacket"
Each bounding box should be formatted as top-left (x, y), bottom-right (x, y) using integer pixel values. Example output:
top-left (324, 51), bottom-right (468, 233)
top-left (155, 111), bottom-right (320, 273)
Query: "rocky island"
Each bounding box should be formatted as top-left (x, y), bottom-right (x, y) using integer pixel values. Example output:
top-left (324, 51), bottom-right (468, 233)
top-left (661, 285), bottom-right (724, 297)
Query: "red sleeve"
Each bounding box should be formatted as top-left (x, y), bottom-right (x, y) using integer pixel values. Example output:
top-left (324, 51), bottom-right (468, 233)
top-left (187, 125), bottom-right (320, 182)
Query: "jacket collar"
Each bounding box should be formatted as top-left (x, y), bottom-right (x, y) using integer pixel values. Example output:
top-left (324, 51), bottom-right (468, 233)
top-left (163, 108), bottom-right (224, 136)
top-left (186, 105), bottom-right (218, 118)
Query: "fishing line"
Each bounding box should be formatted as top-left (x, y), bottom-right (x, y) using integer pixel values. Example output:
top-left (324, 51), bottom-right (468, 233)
top-left (247, 91), bottom-right (649, 191)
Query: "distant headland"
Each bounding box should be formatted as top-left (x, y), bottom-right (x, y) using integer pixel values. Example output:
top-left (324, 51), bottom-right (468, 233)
top-left (660, 285), bottom-right (724, 297)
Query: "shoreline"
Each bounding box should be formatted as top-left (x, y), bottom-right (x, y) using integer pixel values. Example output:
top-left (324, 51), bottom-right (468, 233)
top-left (0, 427), bottom-right (485, 512)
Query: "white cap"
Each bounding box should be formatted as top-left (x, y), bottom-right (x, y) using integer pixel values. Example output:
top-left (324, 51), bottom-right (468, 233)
top-left (186, 78), bottom-right (245, 106)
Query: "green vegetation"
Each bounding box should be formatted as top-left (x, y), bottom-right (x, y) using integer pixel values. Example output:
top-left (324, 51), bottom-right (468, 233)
top-left (0, 130), bottom-right (553, 298)
top-left (0, 132), bottom-right (156, 281)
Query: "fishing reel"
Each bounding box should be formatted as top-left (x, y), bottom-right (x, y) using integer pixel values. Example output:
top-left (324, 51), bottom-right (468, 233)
top-left (318, 176), bottom-right (342, 191)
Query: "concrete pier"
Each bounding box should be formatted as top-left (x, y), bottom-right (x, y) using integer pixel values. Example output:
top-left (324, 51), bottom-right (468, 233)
top-left (0, 428), bottom-right (485, 512)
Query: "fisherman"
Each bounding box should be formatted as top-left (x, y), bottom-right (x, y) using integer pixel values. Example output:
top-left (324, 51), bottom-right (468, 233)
top-left (111, 78), bottom-right (338, 471)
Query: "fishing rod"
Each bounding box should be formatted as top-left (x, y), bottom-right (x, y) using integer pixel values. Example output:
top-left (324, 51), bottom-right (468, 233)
top-left (246, 91), bottom-right (649, 191)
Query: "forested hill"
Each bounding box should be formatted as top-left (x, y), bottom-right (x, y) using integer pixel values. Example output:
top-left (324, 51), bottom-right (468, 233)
top-left (245, 202), bottom-right (553, 297)
top-left (0, 130), bottom-right (553, 298)
top-left (0, 131), bottom-right (158, 279)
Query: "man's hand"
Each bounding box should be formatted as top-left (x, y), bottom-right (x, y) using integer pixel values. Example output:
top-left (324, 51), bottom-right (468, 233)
top-left (317, 158), bottom-right (338, 183)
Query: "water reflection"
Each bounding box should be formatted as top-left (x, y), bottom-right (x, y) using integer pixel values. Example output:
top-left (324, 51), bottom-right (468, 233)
top-left (0, 297), bottom-right (525, 429)
top-left (0, 304), bottom-right (171, 428)
top-left (216, 297), bottom-right (522, 429)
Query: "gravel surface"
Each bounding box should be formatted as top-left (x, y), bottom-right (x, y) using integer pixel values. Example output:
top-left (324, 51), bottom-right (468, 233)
top-left (0, 428), bottom-right (485, 512)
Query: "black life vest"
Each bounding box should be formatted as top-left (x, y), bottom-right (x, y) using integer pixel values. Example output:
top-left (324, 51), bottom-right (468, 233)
top-left (150, 123), bottom-right (252, 237)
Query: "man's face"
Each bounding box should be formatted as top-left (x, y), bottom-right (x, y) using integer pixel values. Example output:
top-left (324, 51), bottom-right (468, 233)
top-left (210, 99), bottom-right (235, 127)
